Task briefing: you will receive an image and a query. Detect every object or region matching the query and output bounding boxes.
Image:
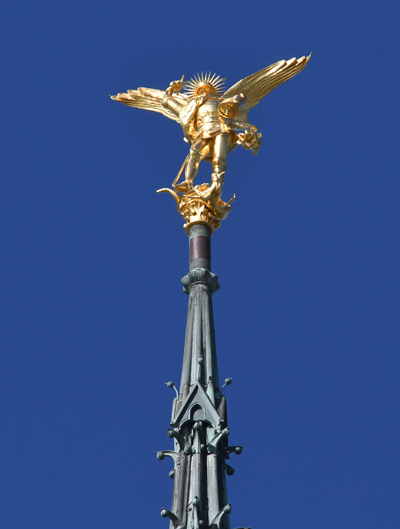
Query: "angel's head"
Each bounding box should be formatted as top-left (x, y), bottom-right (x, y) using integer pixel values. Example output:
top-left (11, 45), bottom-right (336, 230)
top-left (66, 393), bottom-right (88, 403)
top-left (183, 72), bottom-right (226, 100)
top-left (195, 82), bottom-right (216, 97)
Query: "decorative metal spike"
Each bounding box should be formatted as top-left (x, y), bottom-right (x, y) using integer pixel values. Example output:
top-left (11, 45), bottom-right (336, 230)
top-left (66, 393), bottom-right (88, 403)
top-left (208, 428), bottom-right (229, 453)
top-left (221, 377), bottom-right (233, 392)
top-left (225, 463), bottom-right (235, 476)
top-left (168, 428), bottom-right (185, 451)
top-left (161, 509), bottom-right (185, 529)
top-left (166, 381), bottom-right (179, 399)
top-left (210, 504), bottom-right (232, 528)
top-left (156, 450), bottom-right (180, 464)
top-left (226, 445), bottom-right (243, 456)
top-left (197, 356), bottom-right (204, 381)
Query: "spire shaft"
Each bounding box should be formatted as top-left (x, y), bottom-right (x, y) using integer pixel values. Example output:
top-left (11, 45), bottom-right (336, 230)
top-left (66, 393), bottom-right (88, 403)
top-left (159, 225), bottom-right (240, 529)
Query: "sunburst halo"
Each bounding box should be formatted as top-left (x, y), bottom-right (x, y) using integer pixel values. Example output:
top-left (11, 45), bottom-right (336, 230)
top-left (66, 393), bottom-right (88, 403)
top-left (182, 72), bottom-right (227, 99)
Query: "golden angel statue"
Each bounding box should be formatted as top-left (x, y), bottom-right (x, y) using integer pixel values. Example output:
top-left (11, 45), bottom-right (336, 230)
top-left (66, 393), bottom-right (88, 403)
top-left (111, 55), bottom-right (311, 231)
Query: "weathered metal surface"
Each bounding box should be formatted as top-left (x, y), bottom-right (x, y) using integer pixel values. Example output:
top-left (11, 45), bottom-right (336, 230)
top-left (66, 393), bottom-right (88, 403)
top-left (189, 224), bottom-right (211, 271)
top-left (157, 226), bottom-right (244, 529)
top-left (181, 270), bottom-right (220, 295)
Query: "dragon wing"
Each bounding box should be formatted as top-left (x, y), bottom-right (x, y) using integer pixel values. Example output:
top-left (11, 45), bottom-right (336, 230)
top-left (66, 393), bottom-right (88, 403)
top-left (223, 55), bottom-right (311, 129)
top-left (111, 87), bottom-right (187, 122)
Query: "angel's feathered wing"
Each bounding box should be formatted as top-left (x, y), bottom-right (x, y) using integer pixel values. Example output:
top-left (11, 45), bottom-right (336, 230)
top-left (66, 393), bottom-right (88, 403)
top-left (223, 54), bottom-right (311, 129)
top-left (111, 87), bottom-right (187, 122)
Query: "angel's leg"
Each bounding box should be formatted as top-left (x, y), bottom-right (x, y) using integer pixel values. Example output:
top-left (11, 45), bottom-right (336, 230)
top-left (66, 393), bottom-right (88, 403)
top-left (212, 133), bottom-right (231, 184)
top-left (175, 139), bottom-right (210, 192)
top-left (190, 133), bottom-right (232, 201)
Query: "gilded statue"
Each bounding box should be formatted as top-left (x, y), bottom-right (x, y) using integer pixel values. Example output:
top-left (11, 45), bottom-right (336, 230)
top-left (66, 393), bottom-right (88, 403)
top-left (111, 55), bottom-right (311, 232)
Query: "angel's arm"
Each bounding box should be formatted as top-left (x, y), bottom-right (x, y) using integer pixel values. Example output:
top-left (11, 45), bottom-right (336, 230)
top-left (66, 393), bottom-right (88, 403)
top-left (236, 126), bottom-right (262, 155)
top-left (161, 79), bottom-right (188, 118)
top-left (162, 95), bottom-right (184, 118)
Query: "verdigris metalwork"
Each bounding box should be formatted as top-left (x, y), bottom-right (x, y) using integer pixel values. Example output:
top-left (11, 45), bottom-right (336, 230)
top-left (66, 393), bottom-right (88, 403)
top-left (181, 269), bottom-right (220, 295)
top-left (158, 224), bottom-right (243, 529)
top-left (111, 55), bottom-right (311, 233)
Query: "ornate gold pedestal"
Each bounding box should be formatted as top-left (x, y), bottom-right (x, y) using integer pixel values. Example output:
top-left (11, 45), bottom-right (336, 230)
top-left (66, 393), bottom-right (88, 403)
top-left (157, 182), bottom-right (235, 234)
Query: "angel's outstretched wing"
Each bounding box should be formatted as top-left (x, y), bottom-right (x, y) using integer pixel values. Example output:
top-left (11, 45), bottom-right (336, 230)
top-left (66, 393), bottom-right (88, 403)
top-left (111, 87), bottom-right (187, 122)
top-left (223, 55), bottom-right (311, 129)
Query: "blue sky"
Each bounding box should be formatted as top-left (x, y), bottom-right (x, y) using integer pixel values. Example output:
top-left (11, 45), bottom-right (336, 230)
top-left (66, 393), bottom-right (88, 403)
top-left (1, 1), bottom-right (399, 528)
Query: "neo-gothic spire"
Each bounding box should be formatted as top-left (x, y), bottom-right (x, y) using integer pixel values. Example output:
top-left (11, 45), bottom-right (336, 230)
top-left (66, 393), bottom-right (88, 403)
top-left (112, 56), bottom-right (311, 529)
top-left (157, 225), bottom-right (244, 529)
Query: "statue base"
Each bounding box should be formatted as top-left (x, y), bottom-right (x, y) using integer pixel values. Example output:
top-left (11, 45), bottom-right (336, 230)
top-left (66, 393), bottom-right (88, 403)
top-left (157, 182), bottom-right (235, 234)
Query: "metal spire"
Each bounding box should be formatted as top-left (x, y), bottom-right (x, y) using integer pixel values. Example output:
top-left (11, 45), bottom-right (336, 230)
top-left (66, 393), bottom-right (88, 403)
top-left (157, 225), bottom-right (244, 529)
top-left (112, 57), bottom-right (311, 529)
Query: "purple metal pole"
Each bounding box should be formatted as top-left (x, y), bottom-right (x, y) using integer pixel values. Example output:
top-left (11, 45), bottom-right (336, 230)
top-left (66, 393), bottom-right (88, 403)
top-left (189, 225), bottom-right (211, 271)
